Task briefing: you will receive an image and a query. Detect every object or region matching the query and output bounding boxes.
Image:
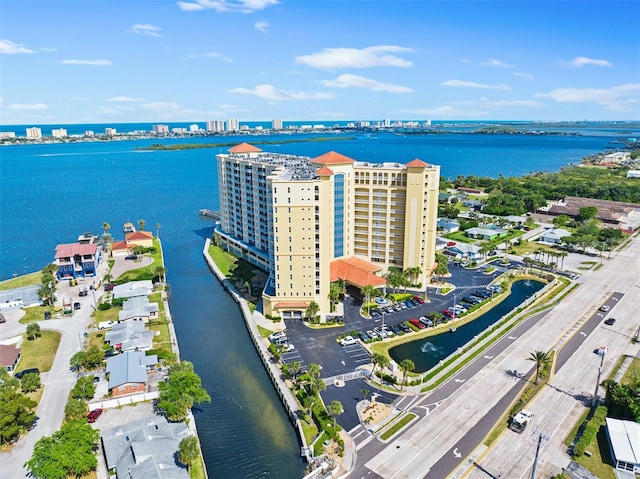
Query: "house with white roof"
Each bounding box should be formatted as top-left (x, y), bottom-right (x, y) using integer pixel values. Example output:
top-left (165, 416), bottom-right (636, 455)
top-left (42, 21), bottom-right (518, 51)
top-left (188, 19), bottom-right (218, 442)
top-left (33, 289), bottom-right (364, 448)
top-left (101, 415), bottom-right (190, 479)
top-left (445, 243), bottom-right (481, 261)
top-left (112, 281), bottom-right (154, 300)
top-left (538, 228), bottom-right (571, 245)
top-left (105, 322), bottom-right (154, 352)
top-left (465, 227), bottom-right (508, 241)
top-left (606, 417), bottom-right (640, 474)
top-left (118, 296), bottom-right (159, 323)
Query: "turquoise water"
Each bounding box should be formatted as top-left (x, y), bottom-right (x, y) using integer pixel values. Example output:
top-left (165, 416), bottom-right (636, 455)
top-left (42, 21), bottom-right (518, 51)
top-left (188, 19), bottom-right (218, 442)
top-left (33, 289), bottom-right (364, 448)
top-left (0, 124), bottom-right (634, 477)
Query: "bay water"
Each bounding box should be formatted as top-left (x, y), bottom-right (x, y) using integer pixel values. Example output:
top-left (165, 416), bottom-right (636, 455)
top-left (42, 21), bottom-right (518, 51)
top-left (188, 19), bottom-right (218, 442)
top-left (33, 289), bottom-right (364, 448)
top-left (0, 124), bottom-right (635, 477)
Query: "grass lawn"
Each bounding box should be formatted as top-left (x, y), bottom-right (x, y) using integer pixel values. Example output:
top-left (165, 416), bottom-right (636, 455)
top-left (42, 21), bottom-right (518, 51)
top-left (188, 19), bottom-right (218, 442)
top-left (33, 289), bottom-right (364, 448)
top-left (380, 413), bottom-right (416, 440)
top-left (18, 330), bottom-right (62, 373)
top-left (190, 455), bottom-right (207, 479)
top-left (91, 306), bottom-right (120, 326)
top-left (574, 427), bottom-right (617, 479)
top-left (443, 231), bottom-right (475, 244)
top-left (115, 238), bottom-right (164, 283)
top-left (19, 305), bottom-right (60, 324)
top-left (257, 325), bottom-right (274, 338)
top-left (208, 244), bottom-right (237, 277)
top-left (87, 331), bottom-right (106, 350)
top-left (621, 357), bottom-right (639, 383)
top-left (0, 272), bottom-right (41, 290)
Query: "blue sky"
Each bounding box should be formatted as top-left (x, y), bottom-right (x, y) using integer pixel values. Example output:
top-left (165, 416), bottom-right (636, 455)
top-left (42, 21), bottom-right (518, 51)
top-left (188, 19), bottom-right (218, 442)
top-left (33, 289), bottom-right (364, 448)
top-left (1, 0), bottom-right (639, 125)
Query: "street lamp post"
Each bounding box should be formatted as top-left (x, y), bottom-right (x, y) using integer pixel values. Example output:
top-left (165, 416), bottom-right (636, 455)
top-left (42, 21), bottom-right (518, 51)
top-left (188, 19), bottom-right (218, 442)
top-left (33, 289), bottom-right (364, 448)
top-left (592, 348), bottom-right (606, 408)
top-left (48, 281), bottom-right (53, 307)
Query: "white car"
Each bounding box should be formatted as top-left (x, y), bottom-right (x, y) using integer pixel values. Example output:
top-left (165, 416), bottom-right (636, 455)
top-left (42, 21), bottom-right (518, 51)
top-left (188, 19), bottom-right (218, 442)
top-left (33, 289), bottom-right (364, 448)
top-left (339, 335), bottom-right (358, 346)
top-left (280, 343), bottom-right (295, 353)
top-left (269, 331), bottom-right (287, 342)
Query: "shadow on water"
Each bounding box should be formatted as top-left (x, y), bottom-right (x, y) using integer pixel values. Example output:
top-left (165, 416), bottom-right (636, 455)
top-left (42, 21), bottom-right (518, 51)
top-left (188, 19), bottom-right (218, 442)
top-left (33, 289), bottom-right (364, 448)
top-left (389, 280), bottom-right (544, 373)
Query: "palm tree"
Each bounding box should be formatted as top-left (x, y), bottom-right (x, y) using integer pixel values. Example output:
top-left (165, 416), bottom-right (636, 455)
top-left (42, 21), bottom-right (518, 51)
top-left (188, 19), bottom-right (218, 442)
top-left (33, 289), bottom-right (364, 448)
top-left (305, 301), bottom-right (319, 321)
top-left (102, 222), bottom-right (110, 236)
top-left (103, 273), bottom-right (112, 285)
top-left (360, 284), bottom-right (377, 316)
top-left (327, 400), bottom-right (343, 428)
top-left (527, 350), bottom-right (550, 385)
top-left (303, 395), bottom-right (317, 423)
top-left (399, 359), bottom-right (415, 390)
top-left (361, 388), bottom-right (370, 401)
top-left (154, 266), bottom-right (167, 284)
top-left (178, 436), bottom-right (200, 472)
top-left (287, 360), bottom-right (302, 387)
top-left (156, 223), bottom-right (161, 238)
top-left (138, 219), bottom-right (146, 231)
top-left (371, 353), bottom-right (389, 379)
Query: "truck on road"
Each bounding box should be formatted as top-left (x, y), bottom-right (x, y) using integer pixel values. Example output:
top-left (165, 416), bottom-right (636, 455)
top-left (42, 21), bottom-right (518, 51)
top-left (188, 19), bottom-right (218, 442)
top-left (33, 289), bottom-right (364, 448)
top-left (63, 297), bottom-right (73, 314)
top-left (509, 409), bottom-right (533, 433)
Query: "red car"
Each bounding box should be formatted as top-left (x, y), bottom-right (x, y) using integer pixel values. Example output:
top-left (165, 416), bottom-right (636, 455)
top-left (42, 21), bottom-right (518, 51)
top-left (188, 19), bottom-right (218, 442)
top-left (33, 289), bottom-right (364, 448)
top-left (409, 318), bottom-right (425, 329)
top-left (87, 408), bottom-right (103, 423)
top-left (103, 283), bottom-right (114, 291)
top-left (413, 296), bottom-right (425, 304)
top-left (442, 309), bottom-right (454, 318)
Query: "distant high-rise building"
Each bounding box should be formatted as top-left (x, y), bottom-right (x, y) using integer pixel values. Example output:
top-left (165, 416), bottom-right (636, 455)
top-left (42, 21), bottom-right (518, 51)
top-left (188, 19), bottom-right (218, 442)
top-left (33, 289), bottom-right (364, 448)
top-left (171, 127), bottom-right (187, 134)
top-left (272, 119), bottom-right (283, 130)
top-left (226, 118), bottom-right (239, 132)
top-left (153, 124), bottom-right (169, 134)
top-left (26, 127), bottom-right (42, 139)
top-left (85, 131), bottom-right (95, 137)
top-left (51, 128), bottom-right (68, 138)
top-left (189, 124), bottom-right (200, 133)
top-left (215, 143), bottom-right (440, 320)
top-left (0, 131), bottom-right (16, 139)
top-left (206, 120), bottom-right (224, 132)
top-left (105, 128), bottom-right (117, 137)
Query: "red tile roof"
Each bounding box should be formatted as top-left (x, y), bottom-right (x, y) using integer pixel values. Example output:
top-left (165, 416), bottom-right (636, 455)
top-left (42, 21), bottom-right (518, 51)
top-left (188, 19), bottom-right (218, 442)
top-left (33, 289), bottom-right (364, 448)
top-left (316, 166), bottom-right (334, 176)
top-left (126, 231), bottom-right (153, 241)
top-left (330, 257), bottom-right (387, 288)
top-left (55, 242), bottom-right (98, 259)
top-left (274, 302), bottom-right (310, 309)
top-left (310, 151), bottom-right (355, 165)
top-left (229, 143), bottom-right (262, 153)
top-left (111, 241), bottom-right (129, 251)
top-left (406, 159), bottom-right (429, 168)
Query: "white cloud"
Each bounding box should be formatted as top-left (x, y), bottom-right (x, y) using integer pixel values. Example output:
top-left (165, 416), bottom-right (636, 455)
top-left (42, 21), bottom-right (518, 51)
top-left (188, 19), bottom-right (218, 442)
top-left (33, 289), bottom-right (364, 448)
top-left (513, 72), bottom-right (534, 79)
top-left (404, 105), bottom-right (489, 118)
top-left (0, 39), bottom-right (35, 54)
top-left (141, 101), bottom-right (184, 110)
top-left (5, 102), bottom-right (48, 110)
top-left (481, 58), bottom-right (513, 68)
top-left (568, 56), bottom-right (613, 68)
top-left (186, 52), bottom-right (232, 62)
top-left (40, 47), bottom-right (57, 52)
top-left (129, 24), bottom-right (163, 37)
top-left (105, 96), bottom-right (144, 102)
top-left (442, 80), bottom-right (511, 90)
top-left (534, 83), bottom-right (639, 112)
top-left (320, 74), bottom-right (413, 93)
top-left (230, 84), bottom-right (334, 101)
top-left (255, 21), bottom-right (269, 33)
top-left (177, 0), bottom-right (279, 13)
top-left (61, 59), bottom-right (112, 66)
top-left (296, 45), bottom-right (414, 69)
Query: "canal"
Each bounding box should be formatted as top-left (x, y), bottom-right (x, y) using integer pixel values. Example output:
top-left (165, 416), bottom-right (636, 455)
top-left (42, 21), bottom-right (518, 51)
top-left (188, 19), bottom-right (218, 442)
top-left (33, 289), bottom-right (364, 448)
top-left (389, 279), bottom-right (545, 373)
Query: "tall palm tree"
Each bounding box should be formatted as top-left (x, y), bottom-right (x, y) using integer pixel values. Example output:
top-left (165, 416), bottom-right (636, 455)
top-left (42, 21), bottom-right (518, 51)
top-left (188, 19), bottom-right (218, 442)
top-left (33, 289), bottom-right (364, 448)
top-left (178, 436), bottom-right (199, 472)
top-left (138, 219), bottom-right (146, 231)
top-left (102, 222), bottom-right (110, 235)
top-left (371, 353), bottom-right (389, 379)
top-left (361, 284), bottom-right (377, 316)
top-left (527, 350), bottom-right (550, 385)
top-left (327, 400), bottom-right (343, 428)
top-left (399, 359), bottom-right (415, 390)
top-left (328, 282), bottom-right (342, 313)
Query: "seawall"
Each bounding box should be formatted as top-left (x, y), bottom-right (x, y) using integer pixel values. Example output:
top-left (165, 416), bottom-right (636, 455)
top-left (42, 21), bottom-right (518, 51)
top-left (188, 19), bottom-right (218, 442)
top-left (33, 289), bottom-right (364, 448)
top-left (202, 238), bottom-right (310, 460)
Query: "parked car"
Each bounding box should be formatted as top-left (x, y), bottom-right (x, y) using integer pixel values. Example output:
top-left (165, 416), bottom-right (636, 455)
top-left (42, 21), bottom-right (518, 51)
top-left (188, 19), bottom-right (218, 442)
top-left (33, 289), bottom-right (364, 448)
top-left (409, 318), bottom-right (425, 329)
top-left (382, 326), bottom-right (395, 338)
top-left (442, 309), bottom-right (454, 318)
top-left (87, 408), bottom-right (103, 423)
top-left (398, 322), bottom-right (412, 333)
top-left (268, 330), bottom-right (287, 342)
top-left (79, 287), bottom-right (88, 297)
top-left (594, 346), bottom-right (608, 356)
top-left (103, 283), bottom-right (114, 291)
top-left (74, 302), bottom-right (81, 310)
top-left (366, 330), bottom-right (377, 339)
top-left (339, 335), bottom-right (358, 346)
top-left (280, 343), bottom-right (295, 352)
top-left (604, 317), bottom-right (616, 326)
top-left (15, 368), bottom-right (40, 379)
top-left (124, 254), bottom-right (138, 260)
top-left (413, 296), bottom-right (425, 304)
top-left (391, 323), bottom-right (403, 335)
top-left (358, 331), bottom-right (370, 342)
top-left (419, 316), bottom-right (433, 327)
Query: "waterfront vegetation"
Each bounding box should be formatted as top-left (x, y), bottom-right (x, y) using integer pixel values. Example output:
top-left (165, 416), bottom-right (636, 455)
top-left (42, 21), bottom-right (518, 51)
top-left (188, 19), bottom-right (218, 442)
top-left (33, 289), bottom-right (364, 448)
top-left (0, 271), bottom-right (41, 290)
top-left (138, 136), bottom-right (356, 151)
top-left (208, 242), bottom-right (266, 305)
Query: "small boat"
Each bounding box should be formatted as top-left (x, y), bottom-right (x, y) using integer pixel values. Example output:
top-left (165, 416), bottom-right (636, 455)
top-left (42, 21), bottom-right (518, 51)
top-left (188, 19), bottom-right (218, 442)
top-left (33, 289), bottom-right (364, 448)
top-left (123, 222), bottom-right (136, 234)
top-left (450, 327), bottom-right (457, 333)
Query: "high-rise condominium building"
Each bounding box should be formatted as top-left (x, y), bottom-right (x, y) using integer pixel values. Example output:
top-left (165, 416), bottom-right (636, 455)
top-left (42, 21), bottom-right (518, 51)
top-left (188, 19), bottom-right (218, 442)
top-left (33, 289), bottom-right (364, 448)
top-left (272, 119), bottom-right (283, 130)
top-left (26, 127), bottom-right (42, 139)
top-left (51, 128), bottom-right (68, 138)
top-left (226, 118), bottom-right (239, 132)
top-left (206, 120), bottom-right (225, 132)
top-left (153, 124), bottom-right (169, 134)
top-left (215, 143), bottom-right (440, 320)
top-left (104, 128), bottom-right (117, 137)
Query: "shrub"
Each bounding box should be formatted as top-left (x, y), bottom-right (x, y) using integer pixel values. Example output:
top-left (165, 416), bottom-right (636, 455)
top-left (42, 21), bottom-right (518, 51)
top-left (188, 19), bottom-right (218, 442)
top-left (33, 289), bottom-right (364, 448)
top-left (97, 302), bottom-right (111, 311)
top-left (573, 406), bottom-right (607, 457)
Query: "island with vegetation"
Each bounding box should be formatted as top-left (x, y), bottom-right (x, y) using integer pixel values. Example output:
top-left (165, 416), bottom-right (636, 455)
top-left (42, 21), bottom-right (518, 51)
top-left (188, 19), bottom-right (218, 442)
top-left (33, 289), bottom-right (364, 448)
top-left (137, 136), bottom-right (357, 151)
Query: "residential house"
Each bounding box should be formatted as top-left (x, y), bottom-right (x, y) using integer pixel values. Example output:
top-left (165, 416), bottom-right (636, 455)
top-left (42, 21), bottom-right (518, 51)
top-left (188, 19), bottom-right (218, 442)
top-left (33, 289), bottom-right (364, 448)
top-left (538, 228), bottom-right (571, 245)
top-left (101, 415), bottom-right (190, 479)
top-left (105, 322), bottom-right (154, 352)
top-left (0, 344), bottom-right (21, 373)
top-left (605, 418), bottom-right (640, 474)
top-left (55, 242), bottom-right (101, 280)
top-left (118, 297), bottom-right (159, 323)
top-left (437, 219), bottom-right (460, 234)
top-left (125, 231), bottom-right (153, 248)
top-left (462, 199), bottom-right (483, 211)
top-left (505, 215), bottom-right (527, 227)
top-left (465, 227), bottom-right (508, 241)
top-left (112, 281), bottom-right (154, 300)
top-left (445, 243), bottom-right (481, 261)
top-left (110, 241), bottom-right (131, 258)
top-left (106, 351), bottom-right (157, 397)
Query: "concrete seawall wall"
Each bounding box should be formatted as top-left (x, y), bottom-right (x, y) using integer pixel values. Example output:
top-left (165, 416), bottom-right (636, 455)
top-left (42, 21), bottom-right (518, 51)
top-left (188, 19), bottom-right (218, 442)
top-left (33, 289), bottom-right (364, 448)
top-left (202, 238), bottom-right (310, 460)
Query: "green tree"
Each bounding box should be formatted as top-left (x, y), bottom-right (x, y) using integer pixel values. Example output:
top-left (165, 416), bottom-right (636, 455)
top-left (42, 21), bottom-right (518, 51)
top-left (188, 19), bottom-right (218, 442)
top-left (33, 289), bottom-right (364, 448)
top-left (157, 361), bottom-right (211, 422)
top-left (26, 322), bottom-right (41, 340)
top-left (399, 359), bottom-right (416, 391)
top-left (371, 353), bottom-right (390, 379)
top-left (305, 301), bottom-right (319, 320)
top-left (527, 350), bottom-right (550, 385)
top-left (178, 436), bottom-right (200, 472)
top-left (360, 284), bottom-right (377, 316)
top-left (138, 219), bottom-right (146, 231)
top-left (71, 376), bottom-right (96, 400)
top-left (577, 206), bottom-right (598, 222)
top-left (361, 388), bottom-right (370, 400)
top-left (328, 282), bottom-right (342, 313)
top-left (302, 395), bottom-right (317, 422)
top-left (154, 266), bottom-right (167, 283)
top-left (0, 387), bottom-right (37, 443)
top-left (70, 346), bottom-right (105, 371)
top-left (434, 254), bottom-right (449, 283)
top-left (102, 222), bottom-right (110, 236)
top-left (20, 373), bottom-right (41, 393)
top-left (552, 214), bottom-right (571, 228)
top-left (327, 400), bottom-right (343, 428)
top-left (64, 398), bottom-right (88, 421)
top-left (25, 420), bottom-right (100, 479)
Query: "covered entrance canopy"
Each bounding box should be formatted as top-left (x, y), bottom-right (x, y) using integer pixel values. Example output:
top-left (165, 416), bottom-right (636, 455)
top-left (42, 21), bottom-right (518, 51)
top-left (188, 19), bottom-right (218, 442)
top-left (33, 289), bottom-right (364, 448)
top-left (330, 256), bottom-right (387, 289)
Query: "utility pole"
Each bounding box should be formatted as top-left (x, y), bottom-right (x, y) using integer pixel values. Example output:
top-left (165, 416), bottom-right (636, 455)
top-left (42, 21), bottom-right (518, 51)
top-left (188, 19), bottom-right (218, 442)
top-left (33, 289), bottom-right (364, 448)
top-left (530, 430), bottom-right (550, 479)
top-left (592, 347), bottom-right (606, 408)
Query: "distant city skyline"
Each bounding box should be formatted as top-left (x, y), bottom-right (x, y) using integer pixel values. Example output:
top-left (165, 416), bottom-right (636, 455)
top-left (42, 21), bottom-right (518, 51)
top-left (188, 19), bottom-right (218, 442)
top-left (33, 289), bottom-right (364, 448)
top-left (2, 0), bottom-right (639, 125)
